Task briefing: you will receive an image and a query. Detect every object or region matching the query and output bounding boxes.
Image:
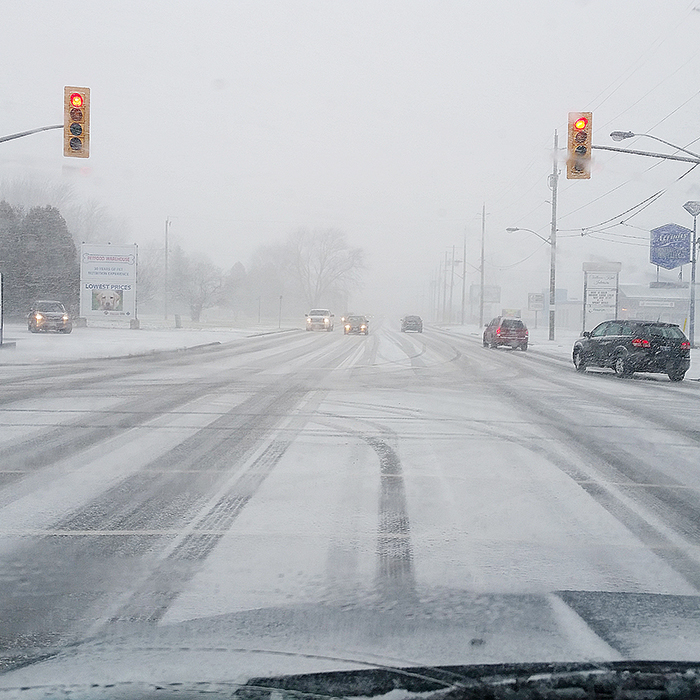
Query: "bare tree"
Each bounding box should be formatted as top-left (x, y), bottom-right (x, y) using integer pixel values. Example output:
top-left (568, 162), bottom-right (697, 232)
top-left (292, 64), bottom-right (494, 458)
top-left (287, 228), bottom-right (364, 309)
top-left (170, 246), bottom-right (224, 322)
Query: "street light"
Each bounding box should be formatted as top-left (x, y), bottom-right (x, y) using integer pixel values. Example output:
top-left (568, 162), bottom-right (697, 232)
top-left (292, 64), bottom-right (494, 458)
top-left (507, 226), bottom-right (556, 341)
top-left (683, 200), bottom-right (700, 347)
top-left (609, 131), bottom-right (700, 161)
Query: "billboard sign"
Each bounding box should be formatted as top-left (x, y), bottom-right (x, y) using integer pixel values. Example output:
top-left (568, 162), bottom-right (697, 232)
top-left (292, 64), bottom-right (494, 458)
top-left (582, 262), bottom-right (621, 332)
top-left (80, 244), bottom-right (137, 320)
top-left (650, 223), bottom-right (691, 270)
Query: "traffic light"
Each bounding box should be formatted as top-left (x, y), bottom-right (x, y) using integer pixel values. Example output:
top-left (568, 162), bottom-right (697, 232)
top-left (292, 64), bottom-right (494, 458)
top-left (63, 86), bottom-right (90, 158)
top-left (567, 111), bottom-right (592, 179)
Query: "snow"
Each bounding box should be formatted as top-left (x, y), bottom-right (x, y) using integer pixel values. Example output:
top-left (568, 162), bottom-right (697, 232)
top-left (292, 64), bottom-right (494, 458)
top-left (0, 319), bottom-right (294, 365)
top-left (439, 323), bottom-right (700, 380)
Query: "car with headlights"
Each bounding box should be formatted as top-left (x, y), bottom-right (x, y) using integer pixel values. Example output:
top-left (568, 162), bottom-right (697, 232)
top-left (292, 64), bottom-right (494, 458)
top-left (305, 308), bottom-right (334, 331)
top-left (343, 315), bottom-right (369, 335)
top-left (27, 300), bottom-right (73, 333)
top-left (483, 316), bottom-right (528, 350)
top-left (572, 319), bottom-right (690, 381)
top-left (400, 315), bottom-right (423, 332)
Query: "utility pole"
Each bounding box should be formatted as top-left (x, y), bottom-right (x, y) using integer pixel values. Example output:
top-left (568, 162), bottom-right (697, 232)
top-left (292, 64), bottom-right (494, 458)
top-left (479, 204), bottom-right (486, 327)
top-left (442, 251), bottom-right (449, 323)
top-left (549, 132), bottom-right (559, 341)
top-left (164, 218), bottom-right (171, 320)
top-left (461, 227), bottom-right (467, 325)
top-left (449, 245), bottom-right (456, 325)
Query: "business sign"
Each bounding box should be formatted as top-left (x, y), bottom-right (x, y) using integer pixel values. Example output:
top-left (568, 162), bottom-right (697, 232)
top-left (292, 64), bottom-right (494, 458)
top-left (528, 293), bottom-right (544, 311)
top-left (650, 223), bottom-right (691, 270)
top-left (80, 244), bottom-right (137, 320)
top-left (582, 263), bottom-right (621, 332)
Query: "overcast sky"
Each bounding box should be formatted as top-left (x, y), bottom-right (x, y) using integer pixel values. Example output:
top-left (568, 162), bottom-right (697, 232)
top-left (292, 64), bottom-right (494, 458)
top-left (2, 0), bottom-right (700, 315)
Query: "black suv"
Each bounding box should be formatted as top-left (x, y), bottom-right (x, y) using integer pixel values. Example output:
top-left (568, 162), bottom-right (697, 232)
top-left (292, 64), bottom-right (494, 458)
top-left (483, 317), bottom-right (528, 350)
top-left (572, 320), bottom-right (690, 381)
top-left (28, 300), bottom-right (73, 333)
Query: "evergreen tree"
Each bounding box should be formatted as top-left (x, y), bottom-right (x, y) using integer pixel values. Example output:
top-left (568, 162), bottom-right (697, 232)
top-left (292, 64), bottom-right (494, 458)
top-left (0, 204), bottom-right (79, 317)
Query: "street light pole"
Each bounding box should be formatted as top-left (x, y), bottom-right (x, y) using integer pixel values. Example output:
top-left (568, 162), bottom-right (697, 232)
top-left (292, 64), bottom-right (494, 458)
top-left (164, 218), bottom-right (171, 320)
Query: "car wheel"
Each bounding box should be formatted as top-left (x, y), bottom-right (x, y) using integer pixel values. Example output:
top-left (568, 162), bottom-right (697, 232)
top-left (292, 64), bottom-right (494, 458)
top-left (61, 328), bottom-right (72, 334)
top-left (614, 355), bottom-right (632, 377)
top-left (668, 368), bottom-right (686, 382)
top-left (573, 349), bottom-right (586, 372)
top-left (29, 324), bottom-right (38, 333)
top-left (520, 343), bottom-right (528, 351)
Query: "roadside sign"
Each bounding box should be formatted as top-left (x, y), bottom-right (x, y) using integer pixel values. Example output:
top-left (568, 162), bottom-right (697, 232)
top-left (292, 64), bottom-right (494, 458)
top-left (528, 293), bottom-right (544, 311)
top-left (650, 223), bottom-right (691, 270)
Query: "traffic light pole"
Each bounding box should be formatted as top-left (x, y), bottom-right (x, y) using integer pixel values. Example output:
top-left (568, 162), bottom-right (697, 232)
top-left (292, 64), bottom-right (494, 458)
top-left (0, 124), bottom-right (62, 144)
top-left (549, 131), bottom-right (559, 341)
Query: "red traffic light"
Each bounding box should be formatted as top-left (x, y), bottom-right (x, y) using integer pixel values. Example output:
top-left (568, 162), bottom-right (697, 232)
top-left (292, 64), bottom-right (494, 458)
top-left (574, 117), bottom-right (588, 130)
top-left (64, 86), bottom-right (90, 158)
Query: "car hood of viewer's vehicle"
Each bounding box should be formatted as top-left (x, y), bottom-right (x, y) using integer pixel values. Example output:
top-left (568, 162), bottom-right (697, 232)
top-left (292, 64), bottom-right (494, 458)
top-left (3, 592), bottom-right (700, 690)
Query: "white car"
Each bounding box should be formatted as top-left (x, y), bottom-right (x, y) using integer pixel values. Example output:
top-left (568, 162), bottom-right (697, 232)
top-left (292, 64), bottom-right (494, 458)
top-left (305, 308), bottom-right (334, 331)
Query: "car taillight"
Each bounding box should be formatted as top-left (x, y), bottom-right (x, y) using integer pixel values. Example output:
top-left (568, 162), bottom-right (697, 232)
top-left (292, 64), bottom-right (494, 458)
top-left (524, 330), bottom-right (529, 336)
top-left (631, 338), bottom-right (650, 348)
top-left (496, 328), bottom-right (501, 336)
top-left (681, 340), bottom-right (691, 349)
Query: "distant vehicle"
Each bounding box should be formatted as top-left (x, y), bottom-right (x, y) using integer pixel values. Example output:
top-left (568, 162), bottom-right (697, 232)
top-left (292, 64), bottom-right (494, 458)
top-left (400, 315), bottom-right (423, 332)
top-left (27, 300), bottom-right (72, 334)
top-left (305, 309), bottom-right (334, 331)
top-left (483, 316), bottom-right (528, 350)
top-left (572, 319), bottom-right (690, 381)
top-left (344, 315), bottom-right (369, 335)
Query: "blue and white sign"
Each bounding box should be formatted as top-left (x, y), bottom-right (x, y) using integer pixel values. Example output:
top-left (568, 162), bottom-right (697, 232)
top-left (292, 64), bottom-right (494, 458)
top-left (650, 223), bottom-right (691, 270)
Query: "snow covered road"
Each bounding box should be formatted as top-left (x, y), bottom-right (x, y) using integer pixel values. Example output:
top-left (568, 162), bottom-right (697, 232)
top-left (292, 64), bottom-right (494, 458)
top-left (2, 320), bottom-right (700, 680)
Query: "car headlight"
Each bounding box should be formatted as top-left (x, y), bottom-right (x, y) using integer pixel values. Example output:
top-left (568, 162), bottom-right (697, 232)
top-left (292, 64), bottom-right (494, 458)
top-left (62, 315), bottom-right (69, 321)
top-left (345, 325), bottom-right (351, 330)
top-left (35, 313), bottom-right (44, 321)
top-left (324, 318), bottom-right (329, 324)
top-left (361, 325), bottom-right (366, 330)
top-left (306, 318), bottom-right (311, 323)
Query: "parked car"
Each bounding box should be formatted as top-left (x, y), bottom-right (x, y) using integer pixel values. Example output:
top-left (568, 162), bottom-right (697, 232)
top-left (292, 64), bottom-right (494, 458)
top-left (572, 319), bottom-right (690, 381)
top-left (400, 315), bottom-right (423, 332)
top-left (27, 300), bottom-right (73, 333)
top-left (483, 316), bottom-right (528, 350)
top-left (343, 315), bottom-right (369, 335)
top-left (305, 309), bottom-right (334, 331)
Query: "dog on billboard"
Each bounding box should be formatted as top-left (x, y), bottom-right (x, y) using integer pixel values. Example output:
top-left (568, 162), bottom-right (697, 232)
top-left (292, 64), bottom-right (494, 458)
top-left (92, 289), bottom-right (123, 311)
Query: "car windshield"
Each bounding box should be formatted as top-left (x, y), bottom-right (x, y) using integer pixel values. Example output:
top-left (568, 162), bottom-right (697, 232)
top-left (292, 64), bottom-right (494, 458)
top-left (35, 302), bottom-right (65, 313)
top-left (645, 324), bottom-right (686, 340)
top-left (4, 1), bottom-right (700, 694)
top-left (501, 319), bottom-right (524, 329)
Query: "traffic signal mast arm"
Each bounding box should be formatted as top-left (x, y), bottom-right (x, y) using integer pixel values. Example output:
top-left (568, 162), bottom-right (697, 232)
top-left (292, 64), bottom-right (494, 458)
top-left (0, 124), bottom-right (62, 144)
top-left (592, 143), bottom-right (700, 164)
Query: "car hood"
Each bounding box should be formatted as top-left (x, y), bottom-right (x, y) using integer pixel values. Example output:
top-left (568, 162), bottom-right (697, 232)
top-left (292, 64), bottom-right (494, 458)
top-left (3, 592), bottom-right (700, 690)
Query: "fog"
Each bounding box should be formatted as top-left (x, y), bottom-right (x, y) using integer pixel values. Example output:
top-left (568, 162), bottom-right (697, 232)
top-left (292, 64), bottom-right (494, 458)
top-left (2, 0), bottom-right (700, 319)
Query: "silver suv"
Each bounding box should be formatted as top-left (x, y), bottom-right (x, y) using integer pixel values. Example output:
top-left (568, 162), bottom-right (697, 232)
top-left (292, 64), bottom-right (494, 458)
top-left (305, 309), bottom-right (334, 331)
